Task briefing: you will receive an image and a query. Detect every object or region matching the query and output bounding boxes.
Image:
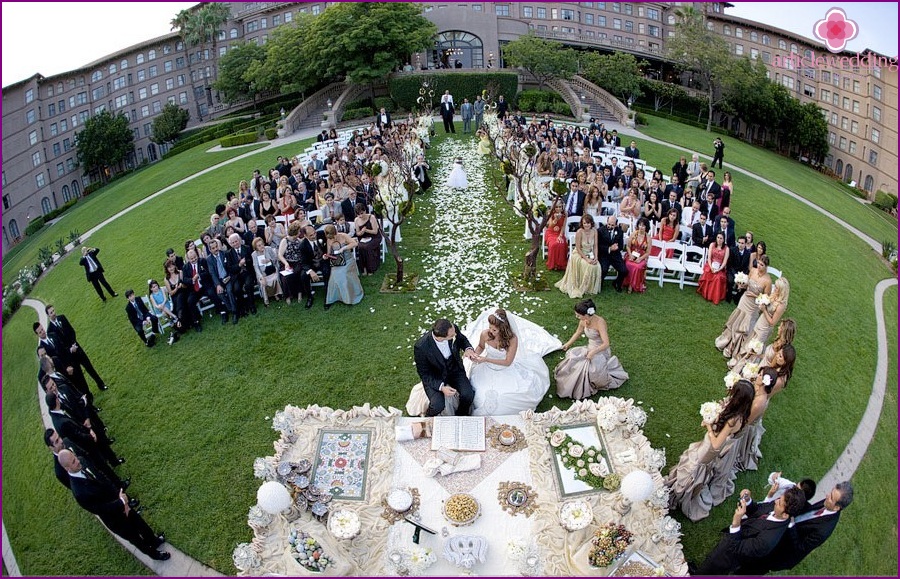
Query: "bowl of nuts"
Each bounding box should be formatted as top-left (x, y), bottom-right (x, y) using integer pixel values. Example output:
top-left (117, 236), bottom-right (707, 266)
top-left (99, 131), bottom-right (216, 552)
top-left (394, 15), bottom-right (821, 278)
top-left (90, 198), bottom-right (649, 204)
top-left (442, 493), bottom-right (481, 526)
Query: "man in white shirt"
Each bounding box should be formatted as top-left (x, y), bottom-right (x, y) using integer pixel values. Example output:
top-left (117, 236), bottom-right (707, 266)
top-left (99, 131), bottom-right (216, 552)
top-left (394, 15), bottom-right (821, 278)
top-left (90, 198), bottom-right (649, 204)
top-left (413, 319), bottom-right (478, 416)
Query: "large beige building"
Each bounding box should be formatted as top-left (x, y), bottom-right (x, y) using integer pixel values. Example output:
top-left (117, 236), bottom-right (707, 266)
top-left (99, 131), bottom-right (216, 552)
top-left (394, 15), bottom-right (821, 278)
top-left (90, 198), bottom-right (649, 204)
top-left (2, 2), bottom-right (895, 253)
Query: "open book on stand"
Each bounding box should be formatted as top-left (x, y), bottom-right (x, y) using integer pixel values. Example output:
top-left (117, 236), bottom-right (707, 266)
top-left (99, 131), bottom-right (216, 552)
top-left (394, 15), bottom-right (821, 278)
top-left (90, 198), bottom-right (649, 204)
top-left (430, 416), bottom-right (486, 452)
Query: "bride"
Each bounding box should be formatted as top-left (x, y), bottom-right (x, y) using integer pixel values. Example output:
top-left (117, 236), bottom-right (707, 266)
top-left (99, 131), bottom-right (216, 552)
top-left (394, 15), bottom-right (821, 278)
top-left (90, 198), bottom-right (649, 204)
top-left (464, 307), bottom-right (562, 416)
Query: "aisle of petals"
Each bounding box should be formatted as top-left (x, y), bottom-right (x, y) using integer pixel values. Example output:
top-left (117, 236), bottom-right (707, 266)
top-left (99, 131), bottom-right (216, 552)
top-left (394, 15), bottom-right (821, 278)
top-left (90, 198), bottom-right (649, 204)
top-left (406, 136), bottom-right (549, 341)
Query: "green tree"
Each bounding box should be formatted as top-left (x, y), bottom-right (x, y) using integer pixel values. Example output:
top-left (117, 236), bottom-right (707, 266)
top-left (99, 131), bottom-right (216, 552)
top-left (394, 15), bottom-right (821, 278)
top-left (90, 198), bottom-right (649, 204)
top-left (303, 3), bottom-right (436, 88)
top-left (74, 110), bottom-right (134, 182)
top-left (580, 51), bottom-right (647, 104)
top-left (666, 7), bottom-right (732, 131)
top-left (502, 33), bottom-right (578, 89)
top-left (640, 78), bottom-right (688, 114)
top-left (151, 103), bottom-right (190, 145)
top-left (171, 8), bottom-right (202, 119)
top-left (244, 15), bottom-right (316, 95)
top-left (720, 57), bottom-right (781, 142)
top-left (195, 2), bottom-right (231, 83)
top-left (786, 102), bottom-right (829, 161)
top-left (213, 41), bottom-right (267, 104)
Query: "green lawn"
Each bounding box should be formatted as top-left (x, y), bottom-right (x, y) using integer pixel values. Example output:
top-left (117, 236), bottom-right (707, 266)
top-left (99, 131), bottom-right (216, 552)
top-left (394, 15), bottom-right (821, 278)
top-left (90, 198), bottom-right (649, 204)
top-left (636, 114), bottom-right (898, 245)
top-left (2, 141), bottom-right (267, 280)
top-left (2, 123), bottom-right (895, 575)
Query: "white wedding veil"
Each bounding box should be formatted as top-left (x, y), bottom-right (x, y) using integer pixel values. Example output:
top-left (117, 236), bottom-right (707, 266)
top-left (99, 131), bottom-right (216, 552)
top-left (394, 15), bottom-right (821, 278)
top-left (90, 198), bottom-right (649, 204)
top-left (463, 306), bottom-right (562, 359)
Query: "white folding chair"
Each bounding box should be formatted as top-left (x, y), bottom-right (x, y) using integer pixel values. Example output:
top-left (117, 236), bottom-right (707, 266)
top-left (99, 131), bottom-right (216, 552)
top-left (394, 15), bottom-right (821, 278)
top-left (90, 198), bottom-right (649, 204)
top-left (662, 241), bottom-right (687, 288)
top-left (682, 245), bottom-right (707, 287)
top-left (767, 266), bottom-right (782, 279)
top-left (643, 165), bottom-right (656, 175)
top-left (601, 202), bottom-right (619, 217)
top-left (646, 239), bottom-right (666, 285)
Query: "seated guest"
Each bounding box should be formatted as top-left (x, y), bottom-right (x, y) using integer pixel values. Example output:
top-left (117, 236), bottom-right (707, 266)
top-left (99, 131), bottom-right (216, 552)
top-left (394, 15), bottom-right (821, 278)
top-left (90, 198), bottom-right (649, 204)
top-left (618, 189), bottom-right (642, 224)
top-left (225, 207), bottom-right (245, 234)
top-left (661, 190), bottom-right (682, 217)
top-left (164, 248), bottom-right (184, 271)
top-left (544, 206), bottom-right (568, 271)
top-left (164, 261), bottom-right (192, 331)
top-left (650, 208), bottom-right (680, 259)
top-left (692, 212), bottom-right (714, 248)
top-left (279, 190), bottom-right (296, 216)
top-left (206, 238), bottom-right (239, 325)
top-left (642, 191), bottom-right (663, 227)
top-left (713, 215), bottom-right (736, 248)
top-left (258, 190), bottom-right (278, 219)
top-left (180, 249), bottom-right (210, 332)
top-left (292, 207), bottom-right (313, 231)
top-left (124, 289), bottom-right (160, 347)
top-left (334, 213), bottom-right (352, 235)
top-left (623, 218), bottom-right (651, 294)
top-left (700, 190), bottom-right (719, 223)
top-left (598, 215), bottom-right (628, 292)
top-left (555, 214), bottom-right (601, 298)
top-left (608, 177), bottom-right (627, 204)
top-left (264, 214), bottom-right (286, 249)
top-left (147, 279), bottom-right (180, 344)
top-left (323, 224), bottom-right (363, 309)
top-left (319, 192), bottom-right (340, 224)
top-left (624, 140), bottom-right (640, 159)
top-left (691, 487), bottom-right (808, 575)
top-left (341, 187), bottom-right (368, 223)
top-left (665, 174), bottom-right (684, 202)
top-left (354, 203), bottom-right (382, 276)
top-left (251, 237), bottom-right (282, 307)
top-left (278, 221), bottom-right (306, 305)
top-left (227, 233), bottom-right (257, 317)
top-left (682, 200), bottom-right (703, 232)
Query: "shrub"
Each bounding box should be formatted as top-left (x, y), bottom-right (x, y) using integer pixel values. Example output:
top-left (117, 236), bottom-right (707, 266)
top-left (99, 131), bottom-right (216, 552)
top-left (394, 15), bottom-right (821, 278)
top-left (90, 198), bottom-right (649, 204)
top-left (41, 198), bottom-right (78, 223)
top-left (345, 98), bottom-right (373, 111)
top-left (872, 190), bottom-right (894, 212)
top-left (342, 107), bottom-right (373, 122)
top-left (373, 96), bottom-right (396, 113)
top-left (550, 101), bottom-right (574, 116)
top-left (2, 291), bottom-right (23, 326)
top-left (389, 72), bottom-right (518, 112)
top-left (634, 112), bottom-right (649, 126)
top-left (517, 89), bottom-right (568, 114)
top-left (83, 182), bottom-right (103, 196)
top-left (25, 218), bottom-right (45, 237)
top-left (264, 128), bottom-right (278, 140)
top-left (219, 133), bottom-right (258, 147)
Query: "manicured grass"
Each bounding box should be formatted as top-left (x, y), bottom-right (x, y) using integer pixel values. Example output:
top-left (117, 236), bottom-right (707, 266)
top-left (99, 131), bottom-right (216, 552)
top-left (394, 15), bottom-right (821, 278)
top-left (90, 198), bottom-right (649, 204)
top-left (2, 124), bottom-right (895, 575)
top-left (2, 141), bottom-right (267, 280)
top-left (636, 114), bottom-right (898, 244)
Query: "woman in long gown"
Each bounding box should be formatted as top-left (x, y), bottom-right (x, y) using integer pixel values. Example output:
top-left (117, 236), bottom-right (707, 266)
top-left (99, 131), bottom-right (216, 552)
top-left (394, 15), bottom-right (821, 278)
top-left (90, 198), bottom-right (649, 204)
top-left (468, 308), bottom-right (560, 416)
top-left (715, 255), bottom-right (773, 358)
top-left (555, 215), bottom-right (601, 298)
top-left (323, 224), bottom-right (363, 308)
top-left (277, 221), bottom-right (306, 305)
top-left (732, 367), bottom-right (778, 473)
top-left (555, 299), bottom-right (629, 399)
top-left (697, 232), bottom-right (730, 304)
top-left (731, 277), bottom-right (790, 364)
top-left (666, 380), bottom-right (754, 522)
top-left (447, 157), bottom-right (468, 189)
top-left (544, 206), bottom-right (568, 271)
top-left (650, 208), bottom-right (680, 258)
top-left (623, 218), bottom-right (650, 293)
top-left (353, 203), bottom-right (382, 276)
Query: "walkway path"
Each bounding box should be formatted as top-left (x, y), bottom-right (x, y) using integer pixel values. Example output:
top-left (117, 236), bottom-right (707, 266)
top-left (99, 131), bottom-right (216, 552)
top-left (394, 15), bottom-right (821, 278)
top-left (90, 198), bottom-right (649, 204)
top-left (5, 120), bottom-right (895, 575)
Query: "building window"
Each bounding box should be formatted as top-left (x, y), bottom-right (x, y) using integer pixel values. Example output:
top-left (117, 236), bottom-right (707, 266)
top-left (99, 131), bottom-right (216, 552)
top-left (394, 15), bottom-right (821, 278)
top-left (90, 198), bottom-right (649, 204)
top-left (9, 219), bottom-right (20, 239)
top-left (820, 88), bottom-right (829, 101)
top-left (762, 52), bottom-right (770, 63)
top-left (612, 18), bottom-right (621, 29)
top-left (872, 85), bottom-right (882, 100)
top-left (149, 65), bottom-right (157, 77)
top-left (58, 99), bottom-right (65, 113)
top-left (585, 12), bottom-right (592, 24)
top-left (840, 117), bottom-right (849, 130)
top-left (778, 39), bottom-right (787, 49)
top-left (561, 9), bottom-right (575, 20)
top-left (830, 112), bottom-right (838, 125)
top-left (167, 96), bottom-right (176, 105)
top-left (284, 12), bottom-right (292, 23)
top-left (150, 83), bottom-right (159, 96)
top-left (472, 4), bottom-right (482, 10)
top-left (611, 2), bottom-right (620, 11)
top-left (848, 141), bottom-right (857, 154)
top-left (164, 60), bottom-right (173, 73)
top-left (842, 96), bottom-right (850, 110)
top-left (871, 128), bottom-right (880, 143)
top-left (647, 8), bottom-right (659, 20)
top-left (179, 91), bottom-right (188, 104)
top-left (177, 74), bottom-right (185, 87)
top-left (48, 103), bottom-right (57, 116)
top-left (152, 100), bottom-right (161, 113)
top-left (50, 123), bottom-right (59, 136)
top-left (735, 44), bottom-right (743, 55)
top-left (832, 73), bottom-right (840, 87)
top-left (137, 69), bottom-right (146, 82)
top-left (148, 49), bottom-right (156, 60)
top-left (61, 185), bottom-right (71, 202)
top-left (36, 173), bottom-right (46, 188)
top-left (723, 25), bottom-right (730, 35)
top-left (141, 105), bottom-right (150, 118)
top-left (28, 130), bottom-right (38, 145)
top-left (828, 132), bottom-right (836, 145)
top-left (41, 197), bottom-right (52, 215)
top-left (32, 152), bottom-right (41, 167)
top-left (92, 87), bottom-right (105, 100)
top-left (25, 88), bottom-right (34, 103)
top-left (139, 87), bottom-right (147, 100)
top-left (53, 142), bottom-right (61, 156)
top-left (782, 76), bottom-right (794, 90)
top-left (230, 28), bottom-right (238, 38)
top-left (868, 150), bottom-right (878, 165)
top-left (750, 30), bottom-right (758, 42)
top-left (624, 20), bottom-right (633, 32)
top-left (56, 162), bottom-right (65, 176)
top-left (803, 67), bottom-right (815, 79)
top-left (495, 4), bottom-right (509, 16)
top-left (598, 15), bottom-right (605, 26)
top-left (803, 84), bottom-right (814, 97)
top-left (311, 5), bottom-right (321, 15)
top-left (832, 93), bottom-right (839, 106)
top-left (2, 195), bottom-right (9, 211)
top-left (852, 100), bottom-right (860, 113)
top-left (60, 119), bottom-right (68, 131)
top-left (838, 136), bottom-right (847, 150)
top-left (873, 106), bottom-right (881, 121)
top-left (26, 109), bottom-right (36, 124)
top-left (623, 3), bottom-right (632, 15)
top-left (115, 95), bottom-right (128, 108)
top-left (735, 27), bottom-right (743, 38)
top-left (750, 48), bottom-right (759, 59)
top-left (790, 43), bottom-right (798, 54)
top-left (91, 70), bottom-right (102, 82)
top-left (144, 123), bottom-right (152, 137)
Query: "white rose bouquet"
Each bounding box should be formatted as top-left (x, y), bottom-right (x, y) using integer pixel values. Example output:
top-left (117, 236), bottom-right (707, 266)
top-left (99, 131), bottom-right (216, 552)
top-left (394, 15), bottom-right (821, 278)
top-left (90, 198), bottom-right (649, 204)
top-left (755, 293), bottom-right (771, 306)
top-left (700, 401), bottom-right (723, 424)
top-left (723, 371), bottom-right (741, 390)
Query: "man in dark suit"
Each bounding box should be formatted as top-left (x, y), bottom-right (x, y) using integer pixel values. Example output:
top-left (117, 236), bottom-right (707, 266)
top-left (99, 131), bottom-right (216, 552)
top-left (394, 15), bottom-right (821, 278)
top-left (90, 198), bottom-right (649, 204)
top-left (42, 373), bottom-right (111, 451)
top-left (698, 169), bottom-right (721, 202)
top-left (440, 92), bottom-right (456, 133)
top-left (609, 129), bottom-right (622, 147)
top-left (624, 140), bottom-right (640, 159)
top-left (741, 481), bottom-right (853, 574)
top-left (341, 189), bottom-right (368, 223)
top-left (726, 236), bottom-right (752, 304)
top-left (598, 215), bottom-right (628, 292)
top-left (207, 238), bottom-right (240, 325)
top-left (413, 319), bottom-right (477, 417)
top-left (316, 130), bottom-right (329, 143)
top-left (713, 215), bottom-right (736, 248)
top-left (45, 428), bottom-right (131, 494)
top-left (58, 449), bottom-right (170, 561)
top-left (664, 174), bottom-right (684, 202)
top-left (700, 190), bottom-right (719, 223)
top-left (692, 486), bottom-right (808, 575)
top-left (124, 289), bottom-right (160, 346)
top-left (226, 233), bottom-right (257, 317)
top-left (79, 246), bottom-right (118, 301)
top-left (496, 94), bottom-right (509, 119)
top-left (34, 322), bottom-right (92, 397)
top-left (181, 249), bottom-right (210, 332)
top-left (691, 213), bottom-right (714, 248)
top-left (45, 305), bottom-right (108, 391)
top-left (562, 178), bottom-right (585, 218)
top-left (47, 391), bottom-right (123, 468)
top-left (357, 173), bottom-right (377, 204)
top-left (375, 107), bottom-right (393, 130)
top-left (661, 190), bottom-right (682, 218)
top-left (712, 137), bottom-right (725, 169)
top-left (298, 226), bottom-right (331, 309)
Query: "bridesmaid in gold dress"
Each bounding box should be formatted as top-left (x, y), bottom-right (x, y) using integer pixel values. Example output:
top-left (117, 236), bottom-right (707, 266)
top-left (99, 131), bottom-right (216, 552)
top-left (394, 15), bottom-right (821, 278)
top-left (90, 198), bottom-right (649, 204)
top-left (554, 299), bottom-right (629, 399)
top-left (715, 255), bottom-right (773, 358)
top-left (554, 214), bottom-right (602, 299)
top-left (666, 380), bottom-right (754, 522)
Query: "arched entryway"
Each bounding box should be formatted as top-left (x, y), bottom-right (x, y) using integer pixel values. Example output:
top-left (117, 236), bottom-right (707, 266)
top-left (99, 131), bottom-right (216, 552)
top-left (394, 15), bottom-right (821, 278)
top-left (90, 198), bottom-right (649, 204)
top-left (834, 159), bottom-right (843, 177)
top-left (844, 163), bottom-right (853, 183)
top-left (432, 31), bottom-right (484, 69)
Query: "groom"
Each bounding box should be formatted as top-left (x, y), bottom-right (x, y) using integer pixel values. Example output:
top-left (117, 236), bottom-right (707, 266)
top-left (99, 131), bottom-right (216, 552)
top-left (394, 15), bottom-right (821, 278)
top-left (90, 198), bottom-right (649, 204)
top-left (414, 319), bottom-right (477, 416)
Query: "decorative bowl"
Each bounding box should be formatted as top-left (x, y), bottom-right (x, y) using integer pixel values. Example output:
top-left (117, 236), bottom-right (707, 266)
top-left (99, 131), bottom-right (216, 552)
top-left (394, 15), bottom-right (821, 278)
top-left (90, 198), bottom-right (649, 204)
top-left (387, 488), bottom-right (414, 513)
top-left (499, 428), bottom-right (517, 445)
top-left (443, 493), bottom-right (481, 526)
top-left (559, 499), bottom-right (593, 531)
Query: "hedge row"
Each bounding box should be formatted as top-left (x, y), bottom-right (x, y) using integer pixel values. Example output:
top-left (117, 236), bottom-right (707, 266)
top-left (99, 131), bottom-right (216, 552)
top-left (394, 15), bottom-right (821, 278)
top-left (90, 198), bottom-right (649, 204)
top-left (873, 190), bottom-right (898, 212)
top-left (220, 133), bottom-right (259, 147)
top-left (163, 114), bottom-right (279, 159)
top-left (635, 107), bottom-right (729, 136)
top-left (516, 89), bottom-right (573, 116)
top-left (342, 107), bottom-right (373, 122)
top-left (388, 72), bottom-right (518, 113)
top-left (23, 198), bottom-right (79, 237)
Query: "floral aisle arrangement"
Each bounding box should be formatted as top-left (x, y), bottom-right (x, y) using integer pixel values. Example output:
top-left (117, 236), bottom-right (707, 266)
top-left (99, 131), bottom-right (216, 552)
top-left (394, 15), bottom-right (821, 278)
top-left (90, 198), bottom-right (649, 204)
top-left (387, 544), bottom-right (437, 575)
top-left (588, 523), bottom-right (634, 568)
top-left (288, 529), bottom-right (331, 572)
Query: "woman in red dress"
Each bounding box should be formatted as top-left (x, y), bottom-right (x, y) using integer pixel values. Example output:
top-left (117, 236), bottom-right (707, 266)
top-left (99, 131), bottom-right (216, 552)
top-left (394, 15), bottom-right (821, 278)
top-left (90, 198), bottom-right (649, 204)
top-left (697, 232), bottom-right (730, 304)
top-left (544, 206), bottom-right (568, 271)
top-left (623, 218), bottom-right (651, 293)
top-left (650, 208), bottom-right (680, 258)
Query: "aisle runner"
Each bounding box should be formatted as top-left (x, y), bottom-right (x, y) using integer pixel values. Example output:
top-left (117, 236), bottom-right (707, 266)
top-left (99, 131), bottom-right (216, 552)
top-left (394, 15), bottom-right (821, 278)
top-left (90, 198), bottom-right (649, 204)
top-left (410, 138), bottom-right (548, 337)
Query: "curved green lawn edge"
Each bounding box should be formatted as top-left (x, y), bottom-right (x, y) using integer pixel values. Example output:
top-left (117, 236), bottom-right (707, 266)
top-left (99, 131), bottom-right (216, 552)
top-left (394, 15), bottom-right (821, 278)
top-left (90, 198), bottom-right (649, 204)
top-left (2, 130), bottom-right (895, 575)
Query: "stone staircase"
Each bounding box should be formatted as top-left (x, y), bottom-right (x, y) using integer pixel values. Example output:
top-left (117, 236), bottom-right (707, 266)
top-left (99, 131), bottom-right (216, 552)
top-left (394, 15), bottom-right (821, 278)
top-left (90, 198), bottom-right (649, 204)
top-left (296, 103), bottom-right (331, 131)
top-left (582, 94), bottom-right (619, 123)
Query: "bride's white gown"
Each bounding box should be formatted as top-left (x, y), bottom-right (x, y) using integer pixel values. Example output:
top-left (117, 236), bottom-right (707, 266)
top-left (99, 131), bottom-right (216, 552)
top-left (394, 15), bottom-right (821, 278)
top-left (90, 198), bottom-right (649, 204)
top-left (463, 308), bottom-right (562, 416)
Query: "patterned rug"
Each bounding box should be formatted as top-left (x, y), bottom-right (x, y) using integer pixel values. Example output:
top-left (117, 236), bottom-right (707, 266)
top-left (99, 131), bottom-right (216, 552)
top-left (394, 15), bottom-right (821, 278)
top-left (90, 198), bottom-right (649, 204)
top-left (400, 418), bottom-right (526, 495)
top-left (311, 429), bottom-right (373, 501)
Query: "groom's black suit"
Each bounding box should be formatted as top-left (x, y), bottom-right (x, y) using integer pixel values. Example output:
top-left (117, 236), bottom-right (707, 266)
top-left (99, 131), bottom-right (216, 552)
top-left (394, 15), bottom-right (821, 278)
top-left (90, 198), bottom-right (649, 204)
top-left (413, 326), bottom-right (474, 416)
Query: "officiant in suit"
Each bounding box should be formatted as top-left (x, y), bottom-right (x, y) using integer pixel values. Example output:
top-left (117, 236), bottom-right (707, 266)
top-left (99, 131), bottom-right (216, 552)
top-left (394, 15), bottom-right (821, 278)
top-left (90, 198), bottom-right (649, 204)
top-left (440, 92), bottom-right (456, 134)
top-left (413, 319), bottom-right (477, 416)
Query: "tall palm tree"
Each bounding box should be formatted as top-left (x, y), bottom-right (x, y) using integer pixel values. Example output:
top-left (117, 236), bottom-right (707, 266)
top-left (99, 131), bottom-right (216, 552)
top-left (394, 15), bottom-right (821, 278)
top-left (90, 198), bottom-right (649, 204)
top-left (171, 8), bottom-right (203, 120)
top-left (196, 3), bottom-right (232, 83)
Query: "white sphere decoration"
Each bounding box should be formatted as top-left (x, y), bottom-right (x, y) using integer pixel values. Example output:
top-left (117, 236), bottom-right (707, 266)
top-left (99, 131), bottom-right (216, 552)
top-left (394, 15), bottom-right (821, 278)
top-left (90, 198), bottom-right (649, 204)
top-left (257, 481), bottom-right (293, 514)
top-left (620, 470), bottom-right (655, 502)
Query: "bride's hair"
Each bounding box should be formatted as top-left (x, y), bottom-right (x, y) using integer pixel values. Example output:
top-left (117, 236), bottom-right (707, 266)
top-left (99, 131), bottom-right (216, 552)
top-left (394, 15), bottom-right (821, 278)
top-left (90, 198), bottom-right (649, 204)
top-left (488, 308), bottom-right (514, 350)
top-left (712, 380), bottom-right (753, 434)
